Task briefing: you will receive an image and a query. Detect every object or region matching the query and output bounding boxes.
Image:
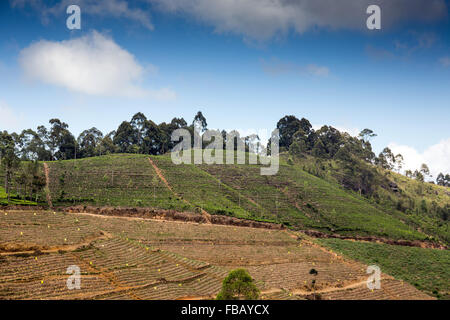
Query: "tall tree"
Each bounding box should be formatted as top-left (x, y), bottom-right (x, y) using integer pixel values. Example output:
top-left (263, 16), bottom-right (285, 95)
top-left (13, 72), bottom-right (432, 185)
top-left (158, 117), bottom-right (188, 154)
top-left (113, 121), bottom-right (137, 153)
top-left (130, 112), bottom-right (147, 149)
top-left (56, 131), bottom-right (76, 160)
top-left (289, 129), bottom-right (308, 156)
top-left (77, 128), bottom-right (103, 158)
top-left (193, 111), bottom-right (208, 133)
top-left (445, 174), bottom-right (450, 187)
top-left (312, 138), bottom-right (327, 158)
top-left (47, 119), bottom-right (76, 160)
top-left (358, 129), bottom-right (377, 142)
top-left (141, 120), bottom-right (162, 155)
top-left (48, 119), bottom-right (68, 159)
top-left (276, 115), bottom-right (302, 149)
top-left (420, 163), bottom-right (431, 181)
top-left (436, 173), bottom-right (445, 186)
top-left (394, 154), bottom-right (404, 173)
top-left (413, 170), bottom-right (424, 182)
top-left (316, 126), bottom-right (342, 158)
top-left (405, 170), bottom-right (413, 178)
top-left (244, 134), bottom-right (260, 154)
top-left (98, 131), bottom-right (117, 155)
top-left (18, 129), bottom-right (51, 161)
top-left (0, 131), bottom-right (20, 201)
top-left (377, 147), bottom-right (395, 170)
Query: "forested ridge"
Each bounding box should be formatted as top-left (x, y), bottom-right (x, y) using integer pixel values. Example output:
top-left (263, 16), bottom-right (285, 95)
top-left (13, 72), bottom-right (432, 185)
top-left (1, 112), bottom-right (448, 227)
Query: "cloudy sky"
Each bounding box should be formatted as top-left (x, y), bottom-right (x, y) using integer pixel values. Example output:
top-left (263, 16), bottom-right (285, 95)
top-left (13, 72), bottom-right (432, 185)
top-left (0, 0), bottom-right (449, 177)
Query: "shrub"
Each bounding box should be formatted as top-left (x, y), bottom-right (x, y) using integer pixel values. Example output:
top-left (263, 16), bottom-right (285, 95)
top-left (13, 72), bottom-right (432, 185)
top-left (216, 269), bottom-right (259, 300)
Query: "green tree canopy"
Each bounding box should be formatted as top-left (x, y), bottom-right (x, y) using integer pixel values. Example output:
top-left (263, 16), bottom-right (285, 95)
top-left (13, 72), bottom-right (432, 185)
top-left (358, 128), bottom-right (377, 142)
top-left (216, 269), bottom-right (259, 300)
top-left (193, 111), bottom-right (208, 133)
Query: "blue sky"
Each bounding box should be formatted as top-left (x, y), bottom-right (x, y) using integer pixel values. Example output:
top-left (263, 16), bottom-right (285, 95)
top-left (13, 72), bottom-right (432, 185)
top-left (0, 0), bottom-right (449, 176)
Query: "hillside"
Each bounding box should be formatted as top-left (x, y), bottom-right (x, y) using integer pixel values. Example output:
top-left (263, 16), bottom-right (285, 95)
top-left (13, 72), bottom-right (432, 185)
top-left (318, 238), bottom-right (449, 299)
top-left (0, 187), bottom-right (37, 206)
top-left (0, 209), bottom-right (436, 300)
top-left (1, 153), bottom-right (449, 299)
top-left (38, 153), bottom-right (449, 246)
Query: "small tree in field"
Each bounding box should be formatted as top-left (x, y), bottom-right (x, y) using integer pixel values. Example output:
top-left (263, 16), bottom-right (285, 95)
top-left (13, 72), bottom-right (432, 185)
top-left (216, 269), bottom-right (259, 300)
top-left (309, 268), bottom-right (319, 300)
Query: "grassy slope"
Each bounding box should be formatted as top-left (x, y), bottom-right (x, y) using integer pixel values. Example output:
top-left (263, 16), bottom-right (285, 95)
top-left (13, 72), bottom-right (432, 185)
top-left (286, 155), bottom-right (450, 243)
top-left (318, 238), bottom-right (450, 299)
top-left (386, 170), bottom-right (450, 243)
top-left (45, 154), bottom-right (190, 211)
top-left (42, 153), bottom-right (447, 242)
top-left (0, 187), bottom-right (37, 206)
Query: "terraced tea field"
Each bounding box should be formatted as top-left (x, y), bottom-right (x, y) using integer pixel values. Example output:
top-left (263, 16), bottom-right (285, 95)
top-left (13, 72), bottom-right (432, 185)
top-left (41, 154), bottom-right (435, 242)
top-left (0, 210), bottom-right (435, 300)
top-left (45, 155), bottom-right (189, 211)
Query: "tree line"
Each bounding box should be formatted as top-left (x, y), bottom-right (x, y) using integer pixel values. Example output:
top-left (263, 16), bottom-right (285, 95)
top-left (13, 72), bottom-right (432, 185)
top-left (275, 115), bottom-right (449, 191)
top-left (1, 112), bottom-right (449, 202)
top-left (0, 111), bottom-right (257, 201)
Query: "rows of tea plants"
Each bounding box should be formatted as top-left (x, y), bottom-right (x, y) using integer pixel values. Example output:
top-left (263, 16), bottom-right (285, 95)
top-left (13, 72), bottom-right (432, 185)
top-left (247, 261), bottom-right (366, 292)
top-left (320, 279), bottom-right (434, 300)
top-left (46, 155), bottom-right (188, 210)
top-left (318, 238), bottom-right (450, 299)
top-left (0, 210), bottom-right (436, 300)
top-left (43, 153), bottom-right (429, 242)
top-left (78, 211), bottom-right (294, 244)
top-left (0, 211), bottom-right (229, 299)
top-left (151, 156), bottom-right (255, 219)
top-left (199, 160), bottom-right (426, 240)
top-left (0, 210), bottom-right (102, 248)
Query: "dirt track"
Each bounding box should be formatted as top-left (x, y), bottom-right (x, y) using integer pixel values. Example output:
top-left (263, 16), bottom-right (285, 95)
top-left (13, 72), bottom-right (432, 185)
top-left (61, 205), bottom-right (284, 230)
top-left (0, 231), bottom-right (112, 256)
top-left (301, 230), bottom-right (447, 250)
top-left (43, 163), bottom-right (53, 208)
top-left (148, 157), bottom-right (212, 223)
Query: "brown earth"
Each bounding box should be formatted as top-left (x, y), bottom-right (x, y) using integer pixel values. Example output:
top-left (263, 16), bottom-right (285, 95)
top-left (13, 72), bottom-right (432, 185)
top-left (2, 204), bottom-right (444, 250)
top-left (61, 205), bottom-right (285, 230)
top-left (0, 210), bottom-right (436, 300)
top-left (300, 230), bottom-right (447, 250)
top-left (0, 230), bottom-right (112, 256)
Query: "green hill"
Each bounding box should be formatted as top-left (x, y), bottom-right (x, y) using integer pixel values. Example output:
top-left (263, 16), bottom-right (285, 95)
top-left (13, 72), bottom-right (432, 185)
top-left (36, 152), bottom-right (449, 245)
top-left (318, 238), bottom-right (450, 299)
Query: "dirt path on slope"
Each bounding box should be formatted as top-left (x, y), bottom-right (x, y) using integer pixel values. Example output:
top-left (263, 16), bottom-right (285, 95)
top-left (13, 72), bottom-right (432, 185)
top-left (290, 278), bottom-right (371, 295)
top-left (0, 231), bottom-right (113, 256)
top-left (59, 210), bottom-right (283, 232)
top-left (43, 163), bottom-right (53, 208)
top-left (147, 157), bottom-right (212, 224)
top-left (300, 229), bottom-right (447, 250)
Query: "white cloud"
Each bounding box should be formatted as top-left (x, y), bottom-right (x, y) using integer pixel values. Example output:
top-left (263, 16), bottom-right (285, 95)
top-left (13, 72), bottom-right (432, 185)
top-left (440, 56), bottom-right (450, 67)
top-left (19, 31), bottom-right (175, 100)
top-left (11, 0), bottom-right (153, 30)
top-left (0, 101), bottom-right (21, 132)
top-left (389, 138), bottom-right (450, 179)
top-left (149, 0), bottom-right (447, 40)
